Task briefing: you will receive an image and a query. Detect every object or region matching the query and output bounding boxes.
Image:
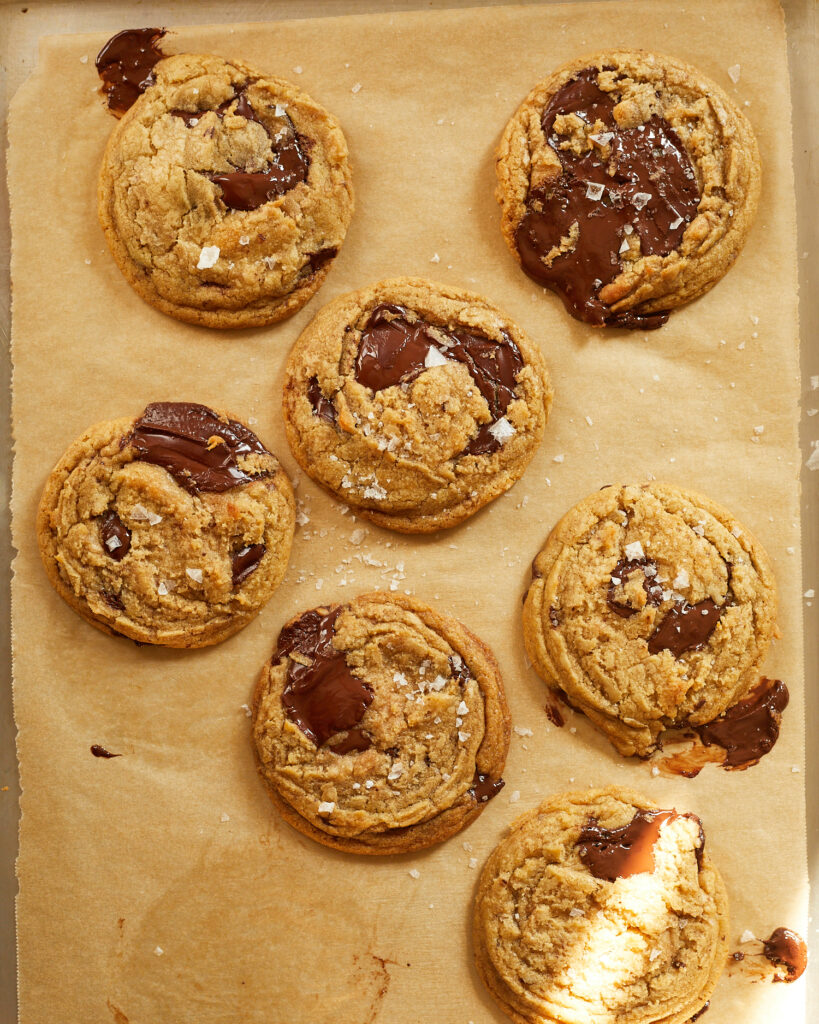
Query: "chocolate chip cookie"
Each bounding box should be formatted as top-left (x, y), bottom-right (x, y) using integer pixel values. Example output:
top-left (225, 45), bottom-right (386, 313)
top-left (37, 402), bottom-right (295, 647)
top-left (523, 483), bottom-right (778, 757)
top-left (496, 50), bottom-right (761, 328)
top-left (96, 33), bottom-right (354, 328)
top-left (473, 786), bottom-right (728, 1024)
top-left (252, 592), bottom-right (511, 854)
top-left (282, 277), bottom-right (552, 533)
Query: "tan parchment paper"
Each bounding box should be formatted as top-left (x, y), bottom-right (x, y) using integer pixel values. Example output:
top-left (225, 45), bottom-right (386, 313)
top-left (9, 2), bottom-right (806, 1021)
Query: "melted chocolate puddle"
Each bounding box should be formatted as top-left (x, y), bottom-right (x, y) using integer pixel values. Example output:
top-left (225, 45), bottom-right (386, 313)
top-left (577, 807), bottom-right (702, 880)
top-left (96, 27), bottom-right (167, 116)
top-left (647, 598), bottom-right (721, 657)
top-left (469, 771), bottom-right (505, 803)
top-left (351, 303), bottom-right (524, 457)
top-left (277, 607), bottom-right (374, 748)
top-left (130, 402), bottom-right (271, 494)
top-left (514, 67), bottom-right (700, 328)
top-left (762, 928), bottom-right (808, 982)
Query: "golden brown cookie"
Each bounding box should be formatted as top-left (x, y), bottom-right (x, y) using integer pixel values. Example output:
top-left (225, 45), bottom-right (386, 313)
top-left (523, 483), bottom-right (778, 757)
top-left (96, 39), bottom-right (353, 328)
top-left (496, 50), bottom-right (761, 328)
top-left (473, 786), bottom-right (729, 1024)
top-left (37, 402), bottom-right (295, 647)
top-left (282, 277), bottom-right (553, 533)
top-left (252, 592), bottom-right (511, 854)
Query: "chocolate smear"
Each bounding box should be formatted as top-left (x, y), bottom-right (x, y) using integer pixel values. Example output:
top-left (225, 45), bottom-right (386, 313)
top-left (100, 511), bottom-right (131, 561)
top-left (577, 808), bottom-right (699, 880)
top-left (761, 927), bottom-right (808, 982)
top-left (607, 556), bottom-right (663, 618)
top-left (688, 1002), bottom-right (709, 1022)
top-left (469, 771), bottom-right (505, 803)
top-left (307, 376), bottom-right (338, 425)
top-left (91, 745), bottom-right (121, 759)
top-left (96, 28), bottom-right (166, 117)
top-left (545, 702), bottom-right (564, 728)
top-left (514, 67), bottom-right (700, 328)
top-left (647, 598), bottom-right (721, 658)
top-left (354, 304), bottom-right (524, 457)
top-left (278, 607), bottom-right (374, 747)
top-left (695, 678), bottom-right (789, 769)
top-left (232, 543), bottom-right (266, 587)
top-left (131, 402), bottom-right (270, 494)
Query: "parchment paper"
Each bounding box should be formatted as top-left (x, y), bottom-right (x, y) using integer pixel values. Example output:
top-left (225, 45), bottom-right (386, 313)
top-left (9, 2), bottom-right (806, 1021)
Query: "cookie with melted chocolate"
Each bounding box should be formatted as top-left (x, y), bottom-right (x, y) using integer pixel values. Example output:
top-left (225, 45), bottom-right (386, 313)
top-left (282, 277), bottom-right (552, 533)
top-left (523, 483), bottom-right (778, 757)
top-left (96, 41), bottom-right (353, 327)
top-left (252, 592), bottom-right (510, 854)
top-left (37, 402), bottom-right (295, 646)
top-left (495, 50), bottom-right (760, 328)
top-left (474, 787), bottom-right (728, 1024)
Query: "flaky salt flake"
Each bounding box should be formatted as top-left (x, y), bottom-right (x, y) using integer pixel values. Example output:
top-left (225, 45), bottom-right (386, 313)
top-left (692, 524), bottom-right (705, 536)
top-left (315, 578), bottom-right (323, 591)
top-left (569, 908), bottom-right (584, 918)
top-left (514, 726), bottom-right (534, 737)
top-left (792, 766), bottom-right (801, 773)
top-left (624, 540), bottom-right (645, 560)
top-left (197, 246), bottom-right (220, 269)
top-left (804, 589), bottom-right (815, 599)
top-left (293, 65), bottom-right (303, 74)
top-left (239, 235), bottom-right (250, 246)
top-left (468, 858), bottom-right (478, 869)
top-left (240, 704), bottom-right (252, 718)
top-left (489, 417), bottom-right (516, 444)
top-left (807, 409), bottom-right (819, 417)
top-left (185, 567), bottom-right (203, 584)
top-left (740, 929), bottom-right (756, 944)
top-left (728, 64), bottom-right (741, 84)
top-left (753, 425), bottom-right (764, 435)
top-left (631, 192), bottom-right (652, 210)
top-left (424, 347), bottom-right (448, 368)
top-left (429, 675), bottom-right (447, 692)
top-left (462, 841), bottom-right (473, 852)
top-left (220, 812), bottom-right (230, 822)
top-left (673, 569), bottom-right (689, 589)
top-left (154, 946), bottom-right (164, 956)
top-left (648, 948), bottom-right (661, 961)
top-left (807, 443), bottom-right (819, 471)
top-left (589, 131), bottom-right (614, 146)
top-left (669, 215), bottom-right (684, 230)
top-left (730, 526), bottom-right (743, 539)
top-left (509, 790), bottom-right (521, 803)
top-left (553, 453), bottom-right (565, 464)
top-left (457, 701), bottom-right (469, 716)
top-left (408, 868), bottom-right (420, 879)
top-left (157, 580), bottom-right (175, 596)
top-left (363, 483), bottom-right (387, 500)
top-left (364, 780), bottom-right (375, 789)
top-left (131, 503), bottom-right (162, 525)
top-left (261, 255), bottom-right (277, 269)
top-left (429, 252), bottom-right (440, 263)
top-left (351, 82), bottom-right (362, 94)
top-left (317, 801), bottom-right (335, 814)
top-left (651, 765), bottom-right (660, 777)
top-left (80, 55), bottom-right (89, 64)
top-left (811, 375), bottom-right (819, 390)
top-left (585, 181), bottom-right (605, 200)
top-left (295, 510), bottom-right (309, 527)
top-left (105, 536), bottom-right (122, 551)
top-left (458, 731), bottom-right (471, 743)
top-left (350, 528), bottom-right (366, 545)
top-left (619, 237), bottom-right (630, 254)
top-left (387, 763), bottom-right (404, 781)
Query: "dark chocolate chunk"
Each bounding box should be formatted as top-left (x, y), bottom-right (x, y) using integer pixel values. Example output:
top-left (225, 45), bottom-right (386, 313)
top-left (544, 702), bottom-right (564, 728)
top-left (607, 556), bottom-right (663, 618)
top-left (232, 543), bottom-right (266, 587)
top-left (761, 927), bottom-right (808, 982)
top-left (278, 607), bottom-right (374, 747)
top-left (514, 68), bottom-right (700, 328)
top-left (469, 771), bottom-right (505, 803)
top-left (694, 678), bottom-right (789, 769)
top-left (307, 376), bottom-right (338, 425)
top-left (448, 654), bottom-right (470, 688)
top-left (576, 807), bottom-right (702, 881)
top-left (90, 745), bottom-right (122, 759)
top-left (100, 590), bottom-right (125, 612)
top-left (100, 511), bottom-right (131, 561)
top-left (327, 728), bottom-right (372, 754)
top-left (688, 1001), bottom-right (709, 1022)
top-left (647, 598), bottom-right (721, 657)
top-left (96, 28), bottom-right (166, 117)
top-left (308, 247), bottom-right (338, 273)
top-left (131, 401), bottom-right (270, 494)
top-left (354, 304), bottom-right (524, 457)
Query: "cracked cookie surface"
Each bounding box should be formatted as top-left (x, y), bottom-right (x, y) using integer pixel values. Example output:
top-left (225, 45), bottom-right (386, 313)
top-left (282, 277), bottom-right (552, 533)
top-left (252, 592), bottom-right (510, 854)
top-left (37, 402), bottom-right (295, 647)
top-left (473, 786), bottom-right (728, 1024)
top-left (97, 52), bottom-right (353, 328)
top-left (495, 50), bottom-right (760, 328)
top-left (522, 483), bottom-right (777, 757)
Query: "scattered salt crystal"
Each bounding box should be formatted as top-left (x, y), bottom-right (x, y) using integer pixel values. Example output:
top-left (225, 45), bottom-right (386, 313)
top-left (792, 766), bottom-right (801, 773)
top-left (365, 780), bottom-right (375, 789)
top-left (350, 528), bottom-right (366, 545)
top-left (649, 948), bottom-right (661, 961)
top-left (624, 540), bottom-right (645, 560)
top-left (589, 131), bottom-right (614, 146)
top-left (220, 812), bottom-right (230, 822)
top-left (553, 454), bottom-right (565, 464)
top-left (673, 569), bottom-right (689, 589)
top-left (457, 701), bottom-right (469, 716)
top-left (811, 376), bottom-right (819, 390)
top-left (585, 181), bottom-right (605, 200)
top-left (424, 347), bottom-right (448, 368)
top-left (197, 246), bottom-right (220, 269)
top-left (239, 235), bottom-right (250, 246)
top-left (808, 444), bottom-right (819, 471)
top-left (315, 579), bottom-right (323, 591)
top-left (619, 238), bottom-right (630, 254)
top-left (261, 255), bottom-right (277, 269)
top-left (241, 704), bottom-right (251, 717)
top-left (753, 425), bottom-right (764, 435)
top-left (157, 580), bottom-right (175, 596)
top-left (430, 253), bottom-right (440, 263)
top-left (408, 868), bottom-right (420, 879)
top-left (740, 929), bottom-right (756, 944)
top-left (509, 790), bottom-right (520, 803)
top-left (363, 483), bottom-right (387, 500)
top-left (651, 766), bottom-right (660, 777)
top-left (317, 801), bottom-right (335, 814)
top-left (462, 841), bottom-right (473, 852)
top-left (514, 726), bottom-right (533, 737)
top-left (669, 215), bottom-right (684, 229)
top-left (584, 415), bottom-right (593, 427)
top-left (186, 567), bottom-right (203, 584)
top-left (569, 908), bottom-right (584, 918)
top-left (804, 589), bottom-right (815, 599)
top-left (468, 858), bottom-right (478, 869)
top-left (80, 55), bottom-right (88, 64)
top-left (631, 192), bottom-right (652, 210)
top-left (429, 675), bottom-right (447, 692)
top-left (458, 731), bottom-right (471, 743)
top-left (105, 536), bottom-right (121, 551)
top-left (728, 64), bottom-right (741, 84)
top-left (488, 417), bottom-right (516, 444)
top-left (154, 946), bottom-right (164, 957)
top-left (131, 503), bottom-right (162, 525)
top-left (274, 103), bottom-right (286, 115)
top-left (351, 82), bottom-right (362, 94)
top-left (293, 65), bottom-right (303, 74)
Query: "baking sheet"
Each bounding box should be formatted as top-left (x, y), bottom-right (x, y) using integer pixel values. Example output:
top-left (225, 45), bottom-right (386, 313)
top-left (8, 2), bottom-right (806, 1021)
